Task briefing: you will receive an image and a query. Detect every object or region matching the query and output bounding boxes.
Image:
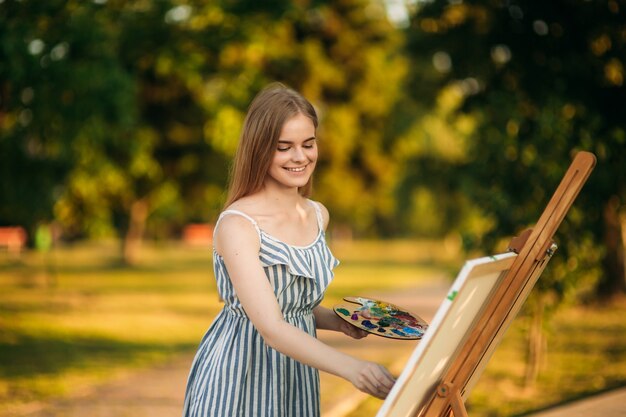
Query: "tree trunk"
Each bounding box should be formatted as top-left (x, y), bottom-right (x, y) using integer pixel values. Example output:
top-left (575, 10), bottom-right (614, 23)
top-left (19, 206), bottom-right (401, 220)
top-left (597, 195), bottom-right (626, 299)
top-left (123, 198), bottom-right (149, 265)
top-left (524, 296), bottom-right (545, 388)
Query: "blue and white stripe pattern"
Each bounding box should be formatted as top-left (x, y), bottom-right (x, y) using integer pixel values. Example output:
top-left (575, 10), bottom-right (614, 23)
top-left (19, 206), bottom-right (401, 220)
top-left (182, 200), bottom-right (339, 417)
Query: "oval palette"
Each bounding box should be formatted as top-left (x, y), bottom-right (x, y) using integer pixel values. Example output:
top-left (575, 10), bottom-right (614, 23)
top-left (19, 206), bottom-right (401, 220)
top-left (333, 296), bottom-right (428, 340)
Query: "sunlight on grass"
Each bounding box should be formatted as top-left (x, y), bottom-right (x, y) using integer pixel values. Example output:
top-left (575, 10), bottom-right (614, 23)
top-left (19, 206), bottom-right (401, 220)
top-left (467, 298), bottom-right (626, 416)
top-left (2, 240), bottom-right (624, 417)
top-left (0, 242), bottom-right (220, 411)
top-left (325, 263), bottom-right (448, 303)
top-left (345, 297), bottom-right (626, 417)
top-left (0, 239), bottom-right (454, 413)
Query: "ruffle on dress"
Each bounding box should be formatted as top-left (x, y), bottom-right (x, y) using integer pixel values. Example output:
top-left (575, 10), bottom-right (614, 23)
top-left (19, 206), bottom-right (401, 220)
top-left (259, 231), bottom-right (339, 281)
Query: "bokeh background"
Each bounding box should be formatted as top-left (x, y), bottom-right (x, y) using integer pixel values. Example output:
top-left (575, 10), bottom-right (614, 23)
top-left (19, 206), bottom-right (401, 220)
top-left (1, 1), bottom-right (625, 416)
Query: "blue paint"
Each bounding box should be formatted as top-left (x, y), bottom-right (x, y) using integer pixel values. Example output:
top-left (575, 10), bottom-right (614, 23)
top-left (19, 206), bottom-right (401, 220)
top-left (402, 327), bottom-right (422, 336)
top-left (361, 320), bottom-right (377, 329)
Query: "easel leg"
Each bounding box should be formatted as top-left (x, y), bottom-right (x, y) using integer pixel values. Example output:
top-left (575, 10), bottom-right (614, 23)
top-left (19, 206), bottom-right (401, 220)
top-left (436, 382), bottom-right (469, 417)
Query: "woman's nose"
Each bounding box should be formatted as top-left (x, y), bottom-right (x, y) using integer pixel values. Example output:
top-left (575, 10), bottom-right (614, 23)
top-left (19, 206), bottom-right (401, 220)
top-left (292, 146), bottom-right (306, 161)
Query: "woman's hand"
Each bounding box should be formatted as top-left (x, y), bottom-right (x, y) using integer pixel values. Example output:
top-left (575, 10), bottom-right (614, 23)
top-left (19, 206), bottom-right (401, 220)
top-left (313, 306), bottom-right (369, 339)
top-left (337, 319), bottom-right (369, 339)
top-left (347, 360), bottom-right (396, 399)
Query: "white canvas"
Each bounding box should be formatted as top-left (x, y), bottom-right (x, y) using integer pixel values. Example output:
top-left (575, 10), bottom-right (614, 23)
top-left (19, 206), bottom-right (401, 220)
top-left (376, 252), bottom-right (518, 417)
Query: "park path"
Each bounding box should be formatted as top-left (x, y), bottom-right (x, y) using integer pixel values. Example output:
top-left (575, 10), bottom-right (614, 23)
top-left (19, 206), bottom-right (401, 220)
top-left (14, 277), bottom-right (626, 417)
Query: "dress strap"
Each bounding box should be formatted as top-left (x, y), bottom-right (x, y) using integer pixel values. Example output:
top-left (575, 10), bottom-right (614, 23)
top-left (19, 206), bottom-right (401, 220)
top-left (308, 200), bottom-right (325, 231)
top-left (214, 210), bottom-right (262, 241)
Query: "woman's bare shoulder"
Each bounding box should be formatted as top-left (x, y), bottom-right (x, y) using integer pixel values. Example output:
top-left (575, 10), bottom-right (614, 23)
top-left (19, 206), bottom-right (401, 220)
top-left (214, 212), bottom-right (260, 256)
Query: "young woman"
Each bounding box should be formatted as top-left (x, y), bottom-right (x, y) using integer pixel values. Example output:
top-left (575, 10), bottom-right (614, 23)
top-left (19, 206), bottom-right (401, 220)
top-left (182, 83), bottom-right (395, 417)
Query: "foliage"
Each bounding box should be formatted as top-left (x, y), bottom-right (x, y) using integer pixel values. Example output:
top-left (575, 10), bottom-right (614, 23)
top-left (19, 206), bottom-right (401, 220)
top-left (401, 0), bottom-right (626, 300)
top-left (0, 0), bottom-right (136, 234)
top-left (198, 0), bottom-right (409, 235)
top-left (1, 0), bottom-right (624, 297)
top-left (0, 0), bottom-right (406, 256)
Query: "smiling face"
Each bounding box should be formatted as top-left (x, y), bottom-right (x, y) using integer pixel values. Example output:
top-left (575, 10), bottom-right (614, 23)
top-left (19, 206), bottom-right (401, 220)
top-left (265, 112), bottom-right (318, 192)
top-left (225, 84), bottom-right (319, 207)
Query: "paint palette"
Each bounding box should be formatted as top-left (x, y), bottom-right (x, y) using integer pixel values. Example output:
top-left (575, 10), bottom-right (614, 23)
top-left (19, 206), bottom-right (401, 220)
top-left (333, 296), bottom-right (428, 340)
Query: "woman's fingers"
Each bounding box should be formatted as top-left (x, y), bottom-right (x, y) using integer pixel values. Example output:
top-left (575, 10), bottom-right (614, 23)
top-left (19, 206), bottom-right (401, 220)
top-left (340, 322), bottom-right (369, 339)
top-left (364, 363), bottom-right (396, 398)
top-left (350, 328), bottom-right (369, 339)
top-left (379, 366), bottom-right (396, 389)
top-left (369, 363), bottom-right (395, 388)
top-left (348, 360), bottom-right (396, 399)
top-left (357, 373), bottom-right (379, 396)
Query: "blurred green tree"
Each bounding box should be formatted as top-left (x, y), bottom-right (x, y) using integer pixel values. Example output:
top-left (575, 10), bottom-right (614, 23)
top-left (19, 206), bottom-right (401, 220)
top-left (1, 0), bottom-right (407, 261)
top-left (402, 0), bottom-right (625, 300)
top-left (206, 0), bottom-right (408, 236)
top-left (401, 0), bottom-right (625, 385)
top-left (1, 1), bottom-right (234, 263)
top-left (0, 0), bottom-right (136, 238)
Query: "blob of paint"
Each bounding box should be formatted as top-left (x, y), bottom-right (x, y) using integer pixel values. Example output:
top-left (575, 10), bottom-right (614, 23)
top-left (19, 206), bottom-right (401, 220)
top-left (336, 308), bottom-right (350, 316)
top-left (361, 320), bottom-right (377, 329)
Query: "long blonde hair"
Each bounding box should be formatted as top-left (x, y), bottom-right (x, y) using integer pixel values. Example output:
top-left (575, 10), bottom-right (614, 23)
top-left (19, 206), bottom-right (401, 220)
top-left (224, 83), bottom-right (318, 208)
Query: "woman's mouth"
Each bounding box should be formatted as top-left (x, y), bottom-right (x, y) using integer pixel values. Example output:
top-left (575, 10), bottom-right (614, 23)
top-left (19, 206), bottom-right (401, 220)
top-left (284, 166), bottom-right (306, 172)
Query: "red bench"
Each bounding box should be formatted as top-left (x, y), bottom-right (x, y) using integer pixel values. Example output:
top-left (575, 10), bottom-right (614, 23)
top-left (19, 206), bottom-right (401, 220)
top-left (182, 224), bottom-right (214, 246)
top-left (0, 226), bottom-right (28, 255)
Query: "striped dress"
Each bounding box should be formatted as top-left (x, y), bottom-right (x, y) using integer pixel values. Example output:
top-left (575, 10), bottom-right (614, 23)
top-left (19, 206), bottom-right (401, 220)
top-left (182, 200), bottom-right (339, 417)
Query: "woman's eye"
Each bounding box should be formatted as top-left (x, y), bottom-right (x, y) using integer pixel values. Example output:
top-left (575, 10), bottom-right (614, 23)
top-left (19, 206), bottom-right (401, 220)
top-left (277, 147), bottom-right (290, 152)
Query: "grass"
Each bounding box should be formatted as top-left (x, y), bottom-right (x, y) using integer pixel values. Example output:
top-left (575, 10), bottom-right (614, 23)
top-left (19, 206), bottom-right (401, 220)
top-left (1, 239), bottom-right (625, 417)
top-left (344, 296), bottom-right (626, 417)
top-left (468, 297), bottom-right (626, 416)
top-left (0, 241), bottom-right (221, 411)
top-left (0, 238), bottom-right (454, 414)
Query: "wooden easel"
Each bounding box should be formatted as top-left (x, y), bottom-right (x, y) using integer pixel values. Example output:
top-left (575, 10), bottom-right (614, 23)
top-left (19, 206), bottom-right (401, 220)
top-left (376, 151), bottom-right (596, 417)
top-left (422, 151), bottom-right (596, 417)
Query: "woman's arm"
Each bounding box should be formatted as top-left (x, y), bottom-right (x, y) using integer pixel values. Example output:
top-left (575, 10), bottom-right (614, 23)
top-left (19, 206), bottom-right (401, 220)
top-left (215, 215), bottom-right (394, 399)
